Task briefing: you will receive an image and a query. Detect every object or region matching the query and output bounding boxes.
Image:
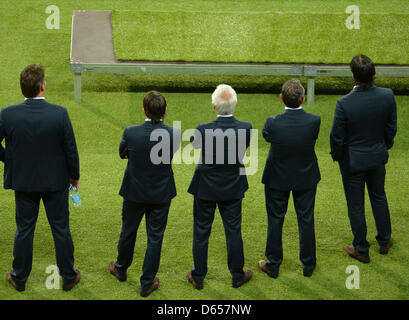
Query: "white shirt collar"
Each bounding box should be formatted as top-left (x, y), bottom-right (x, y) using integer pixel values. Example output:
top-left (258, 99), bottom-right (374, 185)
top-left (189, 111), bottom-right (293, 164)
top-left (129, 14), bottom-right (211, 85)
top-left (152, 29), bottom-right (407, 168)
top-left (285, 106), bottom-right (303, 110)
top-left (216, 114), bottom-right (233, 117)
top-left (145, 118), bottom-right (163, 122)
top-left (25, 97), bottom-right (45, 100)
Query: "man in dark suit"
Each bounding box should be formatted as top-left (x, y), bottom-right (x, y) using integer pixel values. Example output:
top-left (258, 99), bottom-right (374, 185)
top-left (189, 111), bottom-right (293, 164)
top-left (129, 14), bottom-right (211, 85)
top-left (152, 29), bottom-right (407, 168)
top-left (330, 54), bottom-right (397, 263)
top-left (0, 64), bottom-right (80, 291)
top-left (109, 91), bottom-right (181, 297)
top-left (187, 84), bottom-right (253, 289)
top-left (259, 79), bottom-right (321, 278)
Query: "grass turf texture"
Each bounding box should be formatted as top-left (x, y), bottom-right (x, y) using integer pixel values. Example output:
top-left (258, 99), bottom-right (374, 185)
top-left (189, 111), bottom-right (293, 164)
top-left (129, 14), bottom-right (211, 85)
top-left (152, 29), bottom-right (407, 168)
top-left (112, 10), bottom-right (409, 64)
top-left (0, 0), bottom-right (409, 300)
top-left (1, 92), bottom-right (409, 300)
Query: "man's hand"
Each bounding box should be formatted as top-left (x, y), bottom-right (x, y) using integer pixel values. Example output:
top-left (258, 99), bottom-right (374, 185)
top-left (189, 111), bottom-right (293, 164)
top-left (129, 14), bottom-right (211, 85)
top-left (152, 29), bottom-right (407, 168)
top-left (70, 179), bottom-right (80, 191)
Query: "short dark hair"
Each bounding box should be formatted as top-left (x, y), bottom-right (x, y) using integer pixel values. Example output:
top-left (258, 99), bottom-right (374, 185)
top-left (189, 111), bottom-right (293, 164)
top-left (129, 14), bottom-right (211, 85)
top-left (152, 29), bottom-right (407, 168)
top-left (20, 64), bottom-right (45, 98)
top-left (350, 54), bottom-right (376, 89)
top-left (281, 79), bottom-right (305, 108)
top-left (143, 91), bottom-right (166, 123)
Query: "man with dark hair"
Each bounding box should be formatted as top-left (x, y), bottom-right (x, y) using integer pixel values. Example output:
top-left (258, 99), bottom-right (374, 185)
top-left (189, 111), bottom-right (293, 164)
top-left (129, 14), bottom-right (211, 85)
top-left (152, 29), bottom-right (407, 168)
top-left (142, 91), bottom-right (167, 123)
top-left (0, 64), bottom-right (80, 291)
top-left (109, 90), bottom-right (181, 297)
top-left (349, 54), bottom-right (376, 89)
top-left (259, 79), bottom-right (321, 278)
top-left (19, 64), bottom-right (46, 98)
top-left (330, 54), bottom-right (397, 263)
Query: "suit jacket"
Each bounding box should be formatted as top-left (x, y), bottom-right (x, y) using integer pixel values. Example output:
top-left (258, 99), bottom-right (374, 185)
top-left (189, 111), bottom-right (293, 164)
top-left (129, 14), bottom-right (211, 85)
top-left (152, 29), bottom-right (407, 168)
top-left (119, 120), bottom-right (181, 204)
top-left (0, 98), bottom-right (79, 192)
top-left (262, 109), bottom-right (321, 191)
top-left (330, 86), bottom-right (397, 173)
top-left (188, 116), bottom-right (252, 201)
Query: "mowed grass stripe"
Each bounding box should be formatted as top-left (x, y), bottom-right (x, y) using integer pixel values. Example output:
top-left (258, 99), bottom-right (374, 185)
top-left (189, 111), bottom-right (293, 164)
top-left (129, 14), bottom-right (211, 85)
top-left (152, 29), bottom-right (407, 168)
top-left (112, 11), bottom-right (409, 64)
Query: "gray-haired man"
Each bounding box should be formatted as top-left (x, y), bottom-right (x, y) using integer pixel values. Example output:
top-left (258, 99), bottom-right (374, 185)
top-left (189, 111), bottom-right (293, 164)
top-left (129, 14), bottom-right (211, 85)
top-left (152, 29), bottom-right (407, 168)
top-left (187, 84), bottom-right (253, 289)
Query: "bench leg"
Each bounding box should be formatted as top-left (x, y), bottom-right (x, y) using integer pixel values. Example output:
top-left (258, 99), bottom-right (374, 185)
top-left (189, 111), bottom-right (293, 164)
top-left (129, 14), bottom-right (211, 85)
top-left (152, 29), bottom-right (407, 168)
top-left (307, 78), bottom-right (315, 106)
top-left (74, 73), bottom-right (82, 103)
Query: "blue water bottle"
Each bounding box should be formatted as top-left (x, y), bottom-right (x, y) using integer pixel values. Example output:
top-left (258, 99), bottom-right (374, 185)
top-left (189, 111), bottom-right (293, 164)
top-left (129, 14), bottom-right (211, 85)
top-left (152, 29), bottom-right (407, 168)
top-left (69, 184), bottom-right (82, 207)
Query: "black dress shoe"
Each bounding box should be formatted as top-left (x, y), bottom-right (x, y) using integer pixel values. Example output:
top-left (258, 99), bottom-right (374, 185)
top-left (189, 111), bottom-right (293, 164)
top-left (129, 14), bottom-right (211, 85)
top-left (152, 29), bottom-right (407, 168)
top-left (303, 270), bottom-right (313, 277)
top-left (259, 260), bottom-right (279, 278)
top-left (303, 266), bottom-right (315, 277)
top-left (8, 270), bottom-right (25, 292)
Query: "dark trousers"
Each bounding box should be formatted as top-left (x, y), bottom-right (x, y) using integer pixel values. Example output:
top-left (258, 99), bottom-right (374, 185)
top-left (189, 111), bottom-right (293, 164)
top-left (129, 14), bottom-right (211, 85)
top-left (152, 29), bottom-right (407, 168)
top-left (11, 190), bottom-right (77, 286)
top-left (115, 199), bottom-right (170, 291)
top-left (264, 185), bottom-right (317, 273)
top-left (339, 162), bottom-right (392, 256)
top-left (191, 197), bottom-right (245, 284)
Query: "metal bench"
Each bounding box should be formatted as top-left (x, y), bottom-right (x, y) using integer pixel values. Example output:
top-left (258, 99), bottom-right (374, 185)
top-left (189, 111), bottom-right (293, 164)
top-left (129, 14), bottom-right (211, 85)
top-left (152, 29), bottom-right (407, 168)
top-left (303, 64), bottom-right (409, 104)
top-left (70, 10), bottom-right (409, 105)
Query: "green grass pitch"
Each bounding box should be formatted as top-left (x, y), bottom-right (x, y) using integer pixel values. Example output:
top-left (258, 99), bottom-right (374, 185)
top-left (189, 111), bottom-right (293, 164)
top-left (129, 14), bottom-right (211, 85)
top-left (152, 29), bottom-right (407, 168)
top-left (0, 0), bottom-right (409, 300)
top-left (112, 10), bottom-right (409, 64)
